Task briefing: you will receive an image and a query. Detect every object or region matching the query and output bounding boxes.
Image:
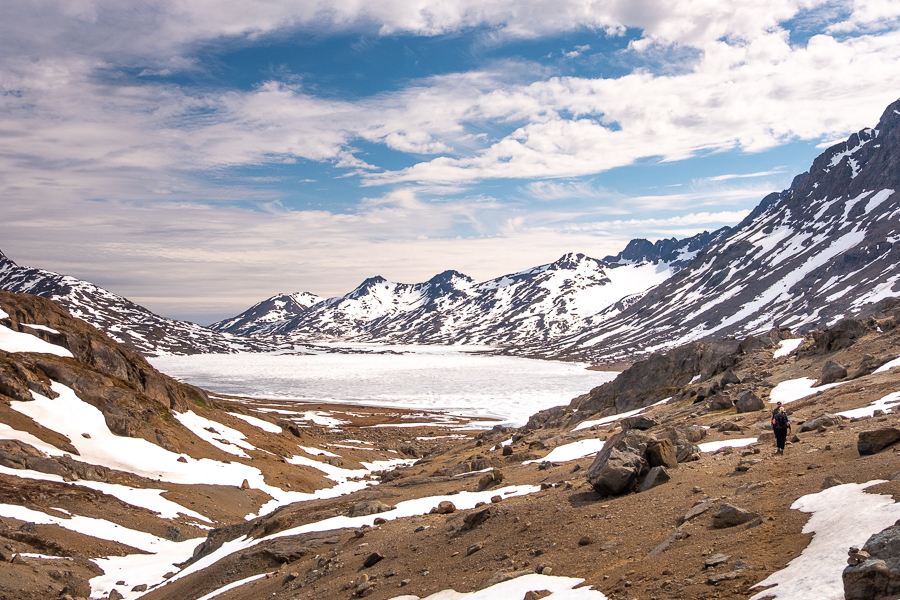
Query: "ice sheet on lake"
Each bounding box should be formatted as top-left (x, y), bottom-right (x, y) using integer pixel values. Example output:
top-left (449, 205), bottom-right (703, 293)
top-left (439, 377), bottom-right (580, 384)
top-left (149, 351), bottom-right (619, 427)
top-left (750, 481), bottom-right (900, 600)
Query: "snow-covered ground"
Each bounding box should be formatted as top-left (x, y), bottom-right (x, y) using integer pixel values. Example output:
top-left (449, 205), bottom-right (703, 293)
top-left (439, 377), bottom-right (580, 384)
top-left (150, 348), bottom-right (619, 426)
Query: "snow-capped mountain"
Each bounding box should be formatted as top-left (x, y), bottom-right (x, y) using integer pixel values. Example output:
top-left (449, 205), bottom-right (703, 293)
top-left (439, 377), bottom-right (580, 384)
top-left (215, 234), bottom-right (720, 347)
top-left (542, 98), bottom-right (900, 362)
top-left (211, 291), bottom-right (322, 336)
top-left (0, 250), bottom-right (279, 356)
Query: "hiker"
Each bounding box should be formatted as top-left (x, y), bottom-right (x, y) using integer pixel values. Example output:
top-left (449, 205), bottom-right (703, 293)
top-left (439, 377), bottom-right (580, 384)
top-left (772, 404), bottom-right (791, 455)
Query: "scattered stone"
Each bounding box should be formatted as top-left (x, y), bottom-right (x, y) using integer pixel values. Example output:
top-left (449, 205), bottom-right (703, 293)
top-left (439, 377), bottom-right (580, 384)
top-left (400, 579), bottom-right (410, 587)
top-left (479, 569), bottom-right (532, 589)
top-left (466, 542), bottom-right (484, 556)
top-left (859, 428), bottom-right (900, 455)
top-left (708, 570), bottom-right (741, 584)
top-left (735, 459), bottom-right (760, 472)
top-left (109, 591), bottom-right (124, 600)
top-left (363, 552), bottom-right (385, 568)
top-left (638, 466), bottom-right (671, 492)
top-left (678, 499), bottom-right (715, 525)
top-left (176, 456), bottom-right (187, 463)
top-left (373, 517), bottom-right (387, 525)
top-left (462, 508), bottom-right (491, 530)
top-left (712, 504), bottom-right (760, 528)
top-left (524, 591), bottom-right (553, 600)
top-left (843, 520), bottom-right (900, 599)
top-left (502, 446), bottom-right (513, 456)
top-left (433, 501), bottom-right (456, 514)
top-left (130, 584), bottom-right (147, 592)
top-left (355, 580), bottom-right (375, 596)
top-left (240, 479), bottom-right (250, 490)
top-left (798, 413), bottom-right (845, 433)
top-left (736, 481), bottom-right (772, 495)
top-left (578, 536), bottom-right (593, 546)
top-left (692, 486), bottom-right (703, 494)
top-left (541, 567), bottom-right (553, 576)
top-left (477, 469), bottom-right (504, 491)
top-left (491, 495), bottom-right (502, 503)
top-left (821, 360), bottom-right (848, 384)
top-left (540, 483), bottom-right (552, 490)
top-left (705, 553), bottom-right (730, 568)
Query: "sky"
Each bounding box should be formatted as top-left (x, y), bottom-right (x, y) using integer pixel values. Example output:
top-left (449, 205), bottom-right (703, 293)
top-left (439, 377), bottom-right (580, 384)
top-left (2, 1), bottom-right (900, 324)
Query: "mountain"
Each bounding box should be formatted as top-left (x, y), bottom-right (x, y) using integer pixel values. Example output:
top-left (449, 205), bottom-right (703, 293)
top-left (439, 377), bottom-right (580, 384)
top-left (214, 234), bottom-right (721, 346)
top-left (540, 98), bottom-right (900, 362)
top-left (210, 291), bottom-right (322, 336)
top-left (0, 250), bottom-right (278, 356)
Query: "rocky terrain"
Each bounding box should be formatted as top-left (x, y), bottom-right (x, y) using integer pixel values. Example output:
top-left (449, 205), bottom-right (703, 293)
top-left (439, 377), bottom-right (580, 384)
top-left (3, 288), bottom-right (900, 600)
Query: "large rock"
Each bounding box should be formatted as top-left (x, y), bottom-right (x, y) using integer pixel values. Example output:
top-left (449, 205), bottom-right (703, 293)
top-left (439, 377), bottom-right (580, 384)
top-left (647, 439), bottom-right (678, 469)
top-left (844, 520), bottom-right (900, 600)
top-left (637, 466), bottom-right (670, 492)
top-left (709, 393), bottom-right (734, 411)
top-left (712, 504), bottom-right (760, 528)
top-left (797, 413), bottom-right (844, 433)
top-left (735, 390), bottom-right (765, 413)
top-left (621, 415), bottom-right (659, 431)
top-left (349, 501), bottom-right (395, 518)
top-left (859, 428), bottom-right (900, 456)
top-left (585, 430), bottom-right (652, 496)
top-left (821, 360), bottom-right (848, 384)
top-left (660, 427), bottom-right (703, 462)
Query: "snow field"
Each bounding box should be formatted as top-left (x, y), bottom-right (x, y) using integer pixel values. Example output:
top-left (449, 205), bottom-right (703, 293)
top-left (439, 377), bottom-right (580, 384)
top-left (0, 323), bottom-right (73, 357)
top-left (837, 391), bottom-right (900, 419)
top-left (388, 573), bottom-right (608, 599)
top-left (697, 438), bottom-right (758, 453)
top-left (174, 411), bottom-right (255, 458)
top-left (523, 438), bottom-right (606, 464)
top-left (768, 377), bottom-right (846, 404)
top-left (194, 573), bottom-right (272, 600)
top-left (750, 481), bottom-right (900, 600)
top-left (773, 338), bottom-right (804, 359)
top-left (226, 412), bottom-right (282, 433)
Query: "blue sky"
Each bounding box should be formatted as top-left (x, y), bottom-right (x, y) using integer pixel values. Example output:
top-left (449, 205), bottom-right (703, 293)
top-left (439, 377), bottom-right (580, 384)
top-left (2, 0), bottom-right (900, 323)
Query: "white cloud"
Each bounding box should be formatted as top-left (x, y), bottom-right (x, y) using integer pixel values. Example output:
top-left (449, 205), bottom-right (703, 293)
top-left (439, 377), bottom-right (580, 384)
top-left (699, 170), bottom-right (785, 182)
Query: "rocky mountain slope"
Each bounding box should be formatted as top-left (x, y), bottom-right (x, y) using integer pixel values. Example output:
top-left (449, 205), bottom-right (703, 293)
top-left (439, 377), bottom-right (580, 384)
top-left (4, 290), bottom-right (900, 600)
top-left (0, 251), bottom-right (279, 356)
top-left (211, 292), bottom-right (322, 337)
top-left (213, 231), bottom-right (721, 347)
top-left (538, 99), bottom-right (900, 363)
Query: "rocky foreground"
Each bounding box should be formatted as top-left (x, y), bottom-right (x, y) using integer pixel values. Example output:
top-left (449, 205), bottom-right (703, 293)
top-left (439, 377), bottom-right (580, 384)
top-left (2, 291), bottom-right (900, 600)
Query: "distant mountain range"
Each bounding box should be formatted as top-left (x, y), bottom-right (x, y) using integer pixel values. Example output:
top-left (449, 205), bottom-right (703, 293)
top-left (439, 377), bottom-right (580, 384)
top-left (0, 251), bottom-right (279, 356)
top-left (4, 99), bottom-right (900, 360)
top-left (210, 230), bottom-right (724, 347)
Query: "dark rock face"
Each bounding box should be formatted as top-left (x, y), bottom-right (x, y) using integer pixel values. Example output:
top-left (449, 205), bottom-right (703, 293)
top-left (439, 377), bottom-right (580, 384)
top-left (844, 520), bottom-right (900, 600)
top-left (621, 415), bottom-right (659, 431)
top-left (820, 360), bottom-right (849, 384)
top-left (637, 466), bottom-right (670, 492)
top-left (647, 439), bottom-right (678, 469)
top-left (585, 430), bottom-right (652, 496)
top-left (858, 428), bottom-right (900, 455)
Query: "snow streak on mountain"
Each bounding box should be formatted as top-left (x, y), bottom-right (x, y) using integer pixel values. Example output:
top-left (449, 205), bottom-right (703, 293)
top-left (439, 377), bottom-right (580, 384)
top-left (542, 99), bottom-right (900, 362)
top-left (0, 251), bottom-right (278, 356)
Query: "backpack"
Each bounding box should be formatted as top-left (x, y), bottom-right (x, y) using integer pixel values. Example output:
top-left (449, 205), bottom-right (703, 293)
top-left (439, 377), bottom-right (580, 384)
top-left (773, 412), bottom-right (789, 430)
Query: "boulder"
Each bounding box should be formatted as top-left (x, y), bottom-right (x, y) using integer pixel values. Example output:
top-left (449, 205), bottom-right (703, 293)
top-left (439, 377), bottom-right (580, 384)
top-left (585, 430), bottom-right (652, 496)
top-left (843, 520), bottom-right (900, 600)
top-left (349, 501), bottom-right (395, 518)
top-left (735, 391), bottom-right (765, 413)
top-left (821, 360), bottom-right (848, 385)
top-left (433, 501), bottom-right (456, 514)
top-left (476, 469), bottom-right (504, 491)
top-left (798, 413), bottom-right (844, 433)
top-left (647, 439), bottom-right (678, 469)
top-left (712, 504), bottom-right (760, 528)
top-left (708, 393), bottom-right (734, 411)
top-left (621, 415), bottom-right (659, 431)
top-left (637, 466), bottom-right (671, 492)
top-left (721, 370), bottom-right (741, 385)
top-left (859, 428), bottom-right (900, 456)
top-left (462, 508), bottom-right (491, 530)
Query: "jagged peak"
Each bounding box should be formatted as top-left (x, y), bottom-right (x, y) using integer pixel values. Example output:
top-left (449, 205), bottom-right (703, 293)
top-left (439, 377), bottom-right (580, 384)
top-left (346, 276), bottom-right (390, 299)
top-left (546, 252), bottom-right (604, 271)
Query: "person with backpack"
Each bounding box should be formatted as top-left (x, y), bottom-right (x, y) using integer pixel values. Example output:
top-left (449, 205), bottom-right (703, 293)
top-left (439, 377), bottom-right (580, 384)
top-left (772, 403), bottom-right (791, 455)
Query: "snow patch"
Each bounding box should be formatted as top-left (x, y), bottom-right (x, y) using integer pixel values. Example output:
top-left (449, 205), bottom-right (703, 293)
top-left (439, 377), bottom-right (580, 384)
top-left (773, 338), bottom-right (804, 359)
top-left (0, 324), bottom-right (73, 357)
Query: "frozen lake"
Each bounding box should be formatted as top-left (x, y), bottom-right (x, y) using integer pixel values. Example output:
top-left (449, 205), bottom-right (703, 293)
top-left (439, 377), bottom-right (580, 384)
top-left (149, 345), bottom-right (619, 426)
